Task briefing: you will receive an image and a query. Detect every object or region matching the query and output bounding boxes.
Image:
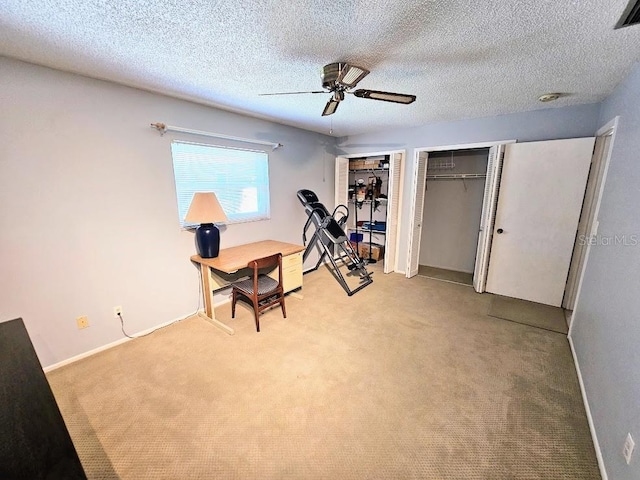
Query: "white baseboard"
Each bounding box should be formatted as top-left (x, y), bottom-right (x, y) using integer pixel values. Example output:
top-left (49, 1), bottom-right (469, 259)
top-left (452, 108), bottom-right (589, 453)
top-left (568, 333), bottom-right (608, 480)
top-left (43, 310), bottom-right (203, 373)
top-left (303, 257), bottom-right (331, 273)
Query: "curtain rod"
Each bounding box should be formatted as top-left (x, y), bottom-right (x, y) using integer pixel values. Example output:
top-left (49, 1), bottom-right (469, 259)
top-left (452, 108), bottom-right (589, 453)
top-left (150, 123), bottom-right (282, 150)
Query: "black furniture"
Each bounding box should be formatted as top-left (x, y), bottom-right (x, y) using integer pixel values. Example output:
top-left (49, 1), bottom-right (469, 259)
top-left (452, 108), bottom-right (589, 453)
top-left (0, 318), bottom-right (86, 480)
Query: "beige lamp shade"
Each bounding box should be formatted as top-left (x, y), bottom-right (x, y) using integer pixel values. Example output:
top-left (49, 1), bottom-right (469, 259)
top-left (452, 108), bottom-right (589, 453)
top-left (184, 192), bottom-right (228, 224)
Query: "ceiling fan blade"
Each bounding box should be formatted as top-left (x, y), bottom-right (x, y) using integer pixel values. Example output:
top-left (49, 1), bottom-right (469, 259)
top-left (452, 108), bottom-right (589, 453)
top-left (259, 90), bottom-right (326, 96)
top-left (322, 98), bottom-right (340, 116)
top-left (353, 89), bottom-right (416, 104)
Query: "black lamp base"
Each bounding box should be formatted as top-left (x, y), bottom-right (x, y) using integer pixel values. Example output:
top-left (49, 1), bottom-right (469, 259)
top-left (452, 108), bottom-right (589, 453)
top-left (195, 223), bottom-right (220, 258)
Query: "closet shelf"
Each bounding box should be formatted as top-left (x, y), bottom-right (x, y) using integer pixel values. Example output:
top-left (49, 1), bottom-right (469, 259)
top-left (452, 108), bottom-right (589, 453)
top-left (426, 173), bottom-right (487, 180)
top-left (348, 227), bottom-right (386, 235)
top-left (349, 168), bottom-right (390, 172)
top-left (348, 198), bottom-right (388, 203)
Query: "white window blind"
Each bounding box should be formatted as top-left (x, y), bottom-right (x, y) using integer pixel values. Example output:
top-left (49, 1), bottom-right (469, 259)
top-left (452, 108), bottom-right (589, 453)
top-left (171, 141), bottom-right (270, 227)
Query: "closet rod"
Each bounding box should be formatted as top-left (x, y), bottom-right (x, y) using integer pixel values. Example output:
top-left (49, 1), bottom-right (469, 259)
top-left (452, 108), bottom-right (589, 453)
top-left (150, 122), bottom-right (282, 150)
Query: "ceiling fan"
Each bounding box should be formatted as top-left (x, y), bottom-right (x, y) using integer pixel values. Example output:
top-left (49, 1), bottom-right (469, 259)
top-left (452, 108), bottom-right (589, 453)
top-left (260, 62), bottom-right (417, 116)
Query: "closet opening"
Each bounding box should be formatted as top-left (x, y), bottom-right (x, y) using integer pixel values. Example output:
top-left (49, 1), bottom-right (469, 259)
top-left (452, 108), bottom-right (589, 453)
top-left (335, 151), bottom-right (405, 274)
top-left (418, 148), bottom-right (490, 286)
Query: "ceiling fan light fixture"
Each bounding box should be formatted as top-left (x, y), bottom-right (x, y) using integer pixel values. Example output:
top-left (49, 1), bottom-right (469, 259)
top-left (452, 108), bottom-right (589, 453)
top-left (338, 65), bottom-right (369, 87)
top-left (322, 63), bottom-right (369, 89)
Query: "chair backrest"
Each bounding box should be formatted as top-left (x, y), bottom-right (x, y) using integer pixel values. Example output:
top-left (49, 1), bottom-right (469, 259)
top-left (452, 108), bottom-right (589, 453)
top-left (250, 252), bottom-right (281, 270)
top-left (248, 253), bottom-right (283, 286)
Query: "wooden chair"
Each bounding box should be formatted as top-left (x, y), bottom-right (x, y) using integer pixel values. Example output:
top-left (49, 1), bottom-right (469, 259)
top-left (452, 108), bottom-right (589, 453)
top-left (231, 253), bottom-right (286, 332)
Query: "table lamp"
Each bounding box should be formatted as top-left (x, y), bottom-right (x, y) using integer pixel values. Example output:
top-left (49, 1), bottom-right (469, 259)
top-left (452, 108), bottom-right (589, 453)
top-left (185, 192), bottom-right (228, 258)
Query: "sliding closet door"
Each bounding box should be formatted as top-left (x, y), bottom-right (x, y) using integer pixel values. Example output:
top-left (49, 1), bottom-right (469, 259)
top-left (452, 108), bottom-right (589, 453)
top-left (473, 145), bottom-right (504, 293)
top-left (384, 152), bottom-right (404, 273)
top-left (485, 138), bottom-right (595, 306)
top-left (406, 152), bottom-right (428, 278)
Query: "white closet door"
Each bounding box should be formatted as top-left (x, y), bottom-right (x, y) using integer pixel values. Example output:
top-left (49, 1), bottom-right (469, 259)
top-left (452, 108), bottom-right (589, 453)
top-left (335, 157), bottom-right (349, 209)
top-left (406, 152), bottom-right (428, 278)
top-left (485, 138), bottom-right (595, 306)
top-left (473, 144), bottom-right (505, 293)
top-left (384, 152), bottom-right (404, 274)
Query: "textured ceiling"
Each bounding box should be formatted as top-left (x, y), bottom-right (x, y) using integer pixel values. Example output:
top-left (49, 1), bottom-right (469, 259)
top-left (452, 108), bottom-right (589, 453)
top-left (2, 0), bottom-right (640, 137)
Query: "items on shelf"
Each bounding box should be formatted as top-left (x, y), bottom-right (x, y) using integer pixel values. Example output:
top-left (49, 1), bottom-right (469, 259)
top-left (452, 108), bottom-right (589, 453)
top-left (362, 221), bottom-right (386, 231)
top-left (349, 232), bottom-right (364, 243)
top-left (349, 176), bottom-right (383, 201)
top-left (358, 243), bottom-right (385, 261)
top-left (348, 242), bottom-right (384, 261)
top-left (347, 155), bottom-right (389, 264)
top-left (368, 176), bottom-right (383, 198)
top-left (349, 155), bottom-right (390, 171)
top-left (351, 221), bottom-right (386, 235)
top-left (355, 179), bottom-right (367, 202)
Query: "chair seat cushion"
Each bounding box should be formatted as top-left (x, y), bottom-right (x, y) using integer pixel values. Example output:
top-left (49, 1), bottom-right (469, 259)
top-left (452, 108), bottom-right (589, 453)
top-left (234, 274), bottom-right (280, 296)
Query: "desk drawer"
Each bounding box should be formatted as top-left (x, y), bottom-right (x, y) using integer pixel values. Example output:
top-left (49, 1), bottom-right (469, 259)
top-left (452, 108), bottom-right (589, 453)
top-left (282, 265), bottom-right (302, 293)
top-left (268, 252), bottom-right (303, 293)
top-left (282, 252), bottom-right (302, 269)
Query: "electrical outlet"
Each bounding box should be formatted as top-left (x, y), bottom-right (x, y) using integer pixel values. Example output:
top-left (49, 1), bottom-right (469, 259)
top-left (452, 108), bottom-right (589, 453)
top-left (113, 306), bottom-right (123, 319)
top-left (76, 316), bottom-right (89, 329)
top-left (623, 433), bottom-right (635, 465)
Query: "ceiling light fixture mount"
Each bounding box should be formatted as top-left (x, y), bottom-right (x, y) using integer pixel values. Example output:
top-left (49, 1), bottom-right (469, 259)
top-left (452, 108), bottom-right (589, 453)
top-left (538, 93), bottom-right (562, 102)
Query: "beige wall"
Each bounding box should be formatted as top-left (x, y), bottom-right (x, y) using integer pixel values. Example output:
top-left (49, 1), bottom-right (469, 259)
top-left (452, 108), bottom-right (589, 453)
top-left (0, 57), bottom-right (335, 367)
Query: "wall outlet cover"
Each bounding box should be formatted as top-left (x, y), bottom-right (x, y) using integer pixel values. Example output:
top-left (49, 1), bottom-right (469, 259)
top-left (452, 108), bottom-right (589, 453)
top-left (76, 316), bottom-right (89, 329)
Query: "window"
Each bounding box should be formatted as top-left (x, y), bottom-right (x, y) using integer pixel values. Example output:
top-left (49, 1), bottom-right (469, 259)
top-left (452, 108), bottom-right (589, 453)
top-left (171, 141), bottom-right (270, 227)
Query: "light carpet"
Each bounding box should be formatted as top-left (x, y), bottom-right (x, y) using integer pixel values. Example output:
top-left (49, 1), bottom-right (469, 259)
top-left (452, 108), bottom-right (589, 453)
top-left (488, 295), bottom-right (569, 335)
top-left (47, 264), bottom-right (599, 479)
top-left (418, 265), bottom-right (474, 286)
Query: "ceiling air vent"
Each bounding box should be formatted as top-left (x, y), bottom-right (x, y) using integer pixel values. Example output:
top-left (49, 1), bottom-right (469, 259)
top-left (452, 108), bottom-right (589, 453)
top-left (616, 0), bottom-right (640, 29)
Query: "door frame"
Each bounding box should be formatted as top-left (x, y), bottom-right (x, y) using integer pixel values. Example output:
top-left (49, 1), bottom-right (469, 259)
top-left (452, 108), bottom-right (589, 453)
top-left (567, 117), bottom-right (619, 330)
top-left (336, 149), bottom-right (406, 273)
top-left (406, 140), bottom-right (516, 278)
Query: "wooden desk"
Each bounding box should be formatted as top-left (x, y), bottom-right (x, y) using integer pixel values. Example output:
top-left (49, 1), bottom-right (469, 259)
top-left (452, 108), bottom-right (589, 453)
top-left (191, 240), bottom-right (305, 335)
